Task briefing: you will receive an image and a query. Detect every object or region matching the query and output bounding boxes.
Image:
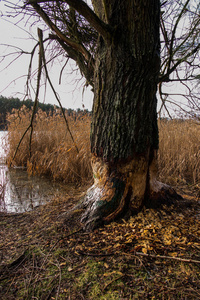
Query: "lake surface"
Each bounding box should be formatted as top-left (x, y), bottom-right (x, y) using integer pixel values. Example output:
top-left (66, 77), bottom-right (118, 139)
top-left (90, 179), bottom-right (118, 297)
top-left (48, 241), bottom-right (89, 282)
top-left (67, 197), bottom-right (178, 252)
top-left (0, 131), bottom-right (65, 213)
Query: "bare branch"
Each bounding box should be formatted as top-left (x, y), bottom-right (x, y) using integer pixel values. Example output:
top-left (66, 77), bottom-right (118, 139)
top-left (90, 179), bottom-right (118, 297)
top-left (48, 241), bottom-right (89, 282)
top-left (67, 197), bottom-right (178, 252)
top-left (11, 28), bottom-right (43, 163)
top-left (159, 42), bottom-right (200, 83)
top-left (26, 2), bottom-right (95, 65)
top-left (167, 0), bottom-right (190, 75)
top-left (39, 29), bottom-right (79, 153)
top-left (49, 34), bottom-right (94, 87)
top-left (25, 0), bottom-right (113, 42)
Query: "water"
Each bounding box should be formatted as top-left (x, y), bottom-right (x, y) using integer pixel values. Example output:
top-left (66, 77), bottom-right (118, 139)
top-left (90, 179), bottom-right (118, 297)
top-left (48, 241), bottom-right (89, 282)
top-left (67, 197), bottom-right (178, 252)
top-left (0, 131), bottom-right (64, 213)
top-left (0, 131), bottom-right (7, 164)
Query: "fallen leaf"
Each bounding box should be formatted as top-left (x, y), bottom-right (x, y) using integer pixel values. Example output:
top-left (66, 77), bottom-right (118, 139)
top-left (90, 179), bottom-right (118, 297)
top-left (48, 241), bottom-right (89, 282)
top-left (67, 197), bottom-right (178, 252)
top-left (142, 247), bottom-right (148, 254)
top-left (168, 252), bottom-right (178, 257)
top-left (104, 263), bottom-right (109, 269)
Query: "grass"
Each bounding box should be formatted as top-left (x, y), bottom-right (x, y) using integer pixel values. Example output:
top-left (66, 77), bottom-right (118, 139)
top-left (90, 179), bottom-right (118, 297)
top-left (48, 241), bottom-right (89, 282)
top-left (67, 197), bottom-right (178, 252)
top-left (6, 107), bottom-right (200, 186)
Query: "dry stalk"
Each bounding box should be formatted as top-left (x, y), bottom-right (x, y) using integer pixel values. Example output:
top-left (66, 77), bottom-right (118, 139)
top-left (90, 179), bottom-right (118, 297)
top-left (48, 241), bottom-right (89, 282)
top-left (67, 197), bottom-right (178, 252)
top-left (134, 251), bottom-right (200, 264)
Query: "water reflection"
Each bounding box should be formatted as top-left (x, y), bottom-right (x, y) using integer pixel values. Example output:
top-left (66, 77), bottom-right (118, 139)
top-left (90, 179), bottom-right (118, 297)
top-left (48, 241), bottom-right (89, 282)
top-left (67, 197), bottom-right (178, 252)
top-left (0, 131), bottom-right (62, 213)
top-left (0, 131), bottom-right (7, 164)
top-left (0, 165), bottom-right (58, 213)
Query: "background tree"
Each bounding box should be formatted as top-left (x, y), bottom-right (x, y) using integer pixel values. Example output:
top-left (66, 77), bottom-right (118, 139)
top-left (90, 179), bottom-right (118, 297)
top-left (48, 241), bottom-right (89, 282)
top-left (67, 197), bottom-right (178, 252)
top-left (2, 0), bottom-right (200, 229)
top-left (0, 95), bottom-right (56, 129)
top-left (159, 0), bottom-right (200, 117)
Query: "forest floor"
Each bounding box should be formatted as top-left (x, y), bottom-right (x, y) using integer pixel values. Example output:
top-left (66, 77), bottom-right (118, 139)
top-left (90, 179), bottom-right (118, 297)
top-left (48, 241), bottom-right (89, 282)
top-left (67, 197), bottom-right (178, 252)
top-left (0, 184), bottom-right (200, 300)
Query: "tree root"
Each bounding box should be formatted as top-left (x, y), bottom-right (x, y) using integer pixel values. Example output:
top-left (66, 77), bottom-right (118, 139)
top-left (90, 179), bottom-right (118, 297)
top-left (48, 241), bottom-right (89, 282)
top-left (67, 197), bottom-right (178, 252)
top-left (64, 154), bottom-right (184, 231)
top-left (145, 180), bottom-right (183, 208)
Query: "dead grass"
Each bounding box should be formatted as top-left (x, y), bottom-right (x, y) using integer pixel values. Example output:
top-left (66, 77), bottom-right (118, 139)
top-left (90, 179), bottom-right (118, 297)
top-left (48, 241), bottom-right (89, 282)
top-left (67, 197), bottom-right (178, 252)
top-left (6, 106), bottom-right (92, 185)
top-left (158, 119), bottom-right (200, 185)
top-left (6, 108), bottom-right (200, 186)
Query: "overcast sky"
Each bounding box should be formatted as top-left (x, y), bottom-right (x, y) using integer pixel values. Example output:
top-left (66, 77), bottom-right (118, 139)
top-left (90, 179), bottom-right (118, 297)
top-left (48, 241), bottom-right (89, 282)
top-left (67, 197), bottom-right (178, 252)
top-left (0, 0), bottom-right (93, 110)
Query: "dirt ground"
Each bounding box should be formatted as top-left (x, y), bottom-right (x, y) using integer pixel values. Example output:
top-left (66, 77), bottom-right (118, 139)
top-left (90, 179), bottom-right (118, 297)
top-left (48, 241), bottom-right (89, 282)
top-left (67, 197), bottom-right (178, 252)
top-left (0, 184), bottom-right (200, 299)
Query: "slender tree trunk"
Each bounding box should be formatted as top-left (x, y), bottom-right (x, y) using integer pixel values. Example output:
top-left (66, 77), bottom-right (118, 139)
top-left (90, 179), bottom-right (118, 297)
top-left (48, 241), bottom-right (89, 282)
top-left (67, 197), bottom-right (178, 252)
top-left (78, 0), bottom-right (180, 230)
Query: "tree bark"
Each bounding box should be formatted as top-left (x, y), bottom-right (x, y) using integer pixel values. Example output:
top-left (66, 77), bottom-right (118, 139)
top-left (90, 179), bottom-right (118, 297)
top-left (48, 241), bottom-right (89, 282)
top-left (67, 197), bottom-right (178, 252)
top-left (76, 0), bottom-right (180, 230)
top-left (91, 1), bottom-right (160, 159)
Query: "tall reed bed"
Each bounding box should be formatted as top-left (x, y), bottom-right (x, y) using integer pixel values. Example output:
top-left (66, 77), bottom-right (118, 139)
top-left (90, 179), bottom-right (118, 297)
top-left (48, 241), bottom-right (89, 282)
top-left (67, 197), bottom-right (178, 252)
top-left (7, 106), bottom-right (92, 185)
top-left (158, 119), bottom-right (200, 185)
top-left (6, 107), bottom-right (200, 186)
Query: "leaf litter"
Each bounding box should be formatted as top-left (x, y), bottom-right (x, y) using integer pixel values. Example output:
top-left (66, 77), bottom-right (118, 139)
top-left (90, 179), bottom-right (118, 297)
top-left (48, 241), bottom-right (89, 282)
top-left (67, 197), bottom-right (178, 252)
top-left (0, 186), bottom-right (200, 299)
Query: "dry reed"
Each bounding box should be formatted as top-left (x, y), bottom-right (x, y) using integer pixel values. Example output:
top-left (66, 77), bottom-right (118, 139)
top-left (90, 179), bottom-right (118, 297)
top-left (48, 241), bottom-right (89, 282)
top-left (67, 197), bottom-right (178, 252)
top-left (7, 106), bottom-right (92, 185)
top-left (6, 107), bottom-right (200, 186)
top-left (158, 119), bottom-right (200, 185)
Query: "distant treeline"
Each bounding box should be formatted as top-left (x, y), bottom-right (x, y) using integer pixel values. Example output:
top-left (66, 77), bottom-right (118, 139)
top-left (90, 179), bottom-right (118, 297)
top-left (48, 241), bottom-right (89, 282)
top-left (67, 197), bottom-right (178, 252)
top-left (0, 95), bottom-right (91, 130)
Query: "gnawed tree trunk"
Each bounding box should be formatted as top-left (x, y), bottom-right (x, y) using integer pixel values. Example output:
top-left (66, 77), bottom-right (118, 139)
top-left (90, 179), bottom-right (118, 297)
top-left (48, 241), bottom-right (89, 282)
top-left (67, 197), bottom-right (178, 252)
top-left (24, 0), bottom-right (182, 230)
top-left (78, 0), bottom-right (180, 230)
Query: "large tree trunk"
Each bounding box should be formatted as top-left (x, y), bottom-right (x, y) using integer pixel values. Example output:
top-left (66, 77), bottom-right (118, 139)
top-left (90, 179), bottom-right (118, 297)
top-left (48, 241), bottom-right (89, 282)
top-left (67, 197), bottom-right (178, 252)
top-left (78, 0), bottom-right (179, 230)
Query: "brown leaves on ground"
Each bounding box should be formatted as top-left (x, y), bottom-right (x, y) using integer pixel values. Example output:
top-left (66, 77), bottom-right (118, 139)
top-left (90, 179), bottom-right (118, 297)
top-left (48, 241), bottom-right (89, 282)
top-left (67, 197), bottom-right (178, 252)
top-left (0, 186), bottom-right (200, 299)
top-left (67, 195), bottom-right (200, 260)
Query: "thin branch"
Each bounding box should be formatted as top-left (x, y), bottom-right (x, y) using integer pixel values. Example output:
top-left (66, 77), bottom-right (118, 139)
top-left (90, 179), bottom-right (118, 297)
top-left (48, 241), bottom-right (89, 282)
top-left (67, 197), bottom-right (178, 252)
top-left (173, 17), bottom-right (200, 58)
top-left (135, 251), bottom-right (200, 264)
top-left (0, 44), bottom-right (31, 54)
top-left (26, 0), bottom-right (113, 42)
top-left (74, 249), bottom-right (200, 265)
top-left (158, 82), bottom-right (172, 119)
top-left (39, 28), bottom-right (79, 153)
top-left (26, 2), bottom-right (94, 64)
top-left (64, 0), bottom-right (113, 41)
top-left (11, 126), bottom-right (30, 165)
top-left (160, 14), bottom-right (170, 51)
top-left (29, 28), bottom-right (43, 158)
top-left (59, 58), bottom-right (69, 85)
top-left (167, 0), bottom-right (190, 75)
top-left (49, 34), bottom-right (94, 87)
top-left (11, 28), bottom-right (43, 164)
top-left (24, 42), bottom-right (39, 101)
top-left (159, 42), bottom-right (200, 83)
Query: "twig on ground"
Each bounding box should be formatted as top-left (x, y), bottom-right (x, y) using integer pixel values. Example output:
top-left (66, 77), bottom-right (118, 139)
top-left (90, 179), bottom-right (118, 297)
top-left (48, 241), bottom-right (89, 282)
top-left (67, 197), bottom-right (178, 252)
top-left (103, 274), bottom-right (125, 291)
top-left (134, 251), bottom-right (200, 264)
top-left (77, 250), bottom-right (115, 257)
